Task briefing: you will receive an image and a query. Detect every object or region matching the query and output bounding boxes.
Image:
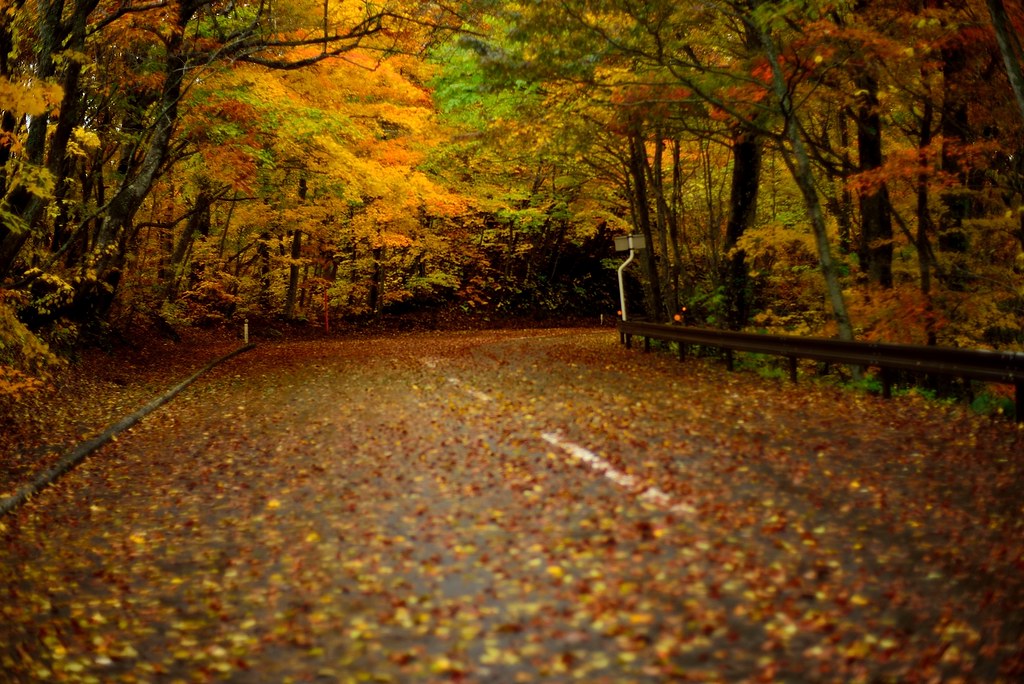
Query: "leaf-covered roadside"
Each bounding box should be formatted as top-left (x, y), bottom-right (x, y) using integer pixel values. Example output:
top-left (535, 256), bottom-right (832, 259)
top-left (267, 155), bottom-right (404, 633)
top-left (0, 330), bottom-right (241, 502)
top-left (2, 329), bottom-right (1023, 682)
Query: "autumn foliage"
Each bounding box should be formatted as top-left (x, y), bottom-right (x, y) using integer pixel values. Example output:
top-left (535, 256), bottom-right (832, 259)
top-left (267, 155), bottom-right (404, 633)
top-left (1, 0), bottom-right (1023, 395)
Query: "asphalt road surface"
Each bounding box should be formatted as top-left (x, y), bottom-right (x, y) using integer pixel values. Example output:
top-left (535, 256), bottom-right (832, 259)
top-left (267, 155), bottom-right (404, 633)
top-left (2, 329), bottom-right (1022, 682)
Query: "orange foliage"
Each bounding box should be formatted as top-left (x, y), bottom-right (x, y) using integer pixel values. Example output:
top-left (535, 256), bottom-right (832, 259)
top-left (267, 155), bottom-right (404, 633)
top-left (848, 287), bottom-right (945, 345)
top-left (0, 366), bottom-right (44, 400)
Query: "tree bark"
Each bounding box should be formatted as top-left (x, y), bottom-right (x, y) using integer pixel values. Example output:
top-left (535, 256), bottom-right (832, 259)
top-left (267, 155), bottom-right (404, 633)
top-left (69, 5), bottom-right (194, 320)
top-left (722, 131), bottom-right (762, 330)
top-left (284, 229), bottom-right (303, 318)
top-left (0, 0), bottom-right (104, 279)
top-left (0, 0), bottom-right (64, 278)
top-left (668, 138), bottom-right (686, 308)
top-left (163, 189), bottom-right (212, 302)
top-left (938, 41), bottom-right (972, 261)
top-left (757, 23), bottom-right (855, 341)
top-left (987, 0), bottom-right (1024, 122)
top-left (854, 72), bottom-right (894, 288)
top-left (257, 232), bottom-right (273, 311)
top-left (915, 98), bottom-right (939, 346)
top-left (369, 245), bottom-right (385, 314)
top-left (46, 4), bottom-right (92, 255)
top-left (836, 113), bottom-right (855, 254)
top-left (284, 177), bottom-right (308, 319)
top-left (628, 130), bottom-right (666, 320)
top-left (647, 132), bottom-right (676, 315)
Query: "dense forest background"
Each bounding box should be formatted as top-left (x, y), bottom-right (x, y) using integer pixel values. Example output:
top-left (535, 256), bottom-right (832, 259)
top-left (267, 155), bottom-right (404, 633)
top-left (2, 0), bottom-right (1023, 397)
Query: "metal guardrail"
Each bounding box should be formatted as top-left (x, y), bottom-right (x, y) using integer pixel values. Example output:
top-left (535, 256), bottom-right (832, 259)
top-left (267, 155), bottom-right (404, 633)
top-left (618, 320), bottom-right (1024, 422)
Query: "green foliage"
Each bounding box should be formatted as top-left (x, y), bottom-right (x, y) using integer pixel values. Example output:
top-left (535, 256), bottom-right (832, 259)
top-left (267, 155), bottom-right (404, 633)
top-left (687, 288), bottom-right (727, 327)
top-left (40, 320), bottom-right (81, 358)
top-left (970, 390), bottom-right (1017, 419)
top-left (899, 386), bottom-right (967, 410)
top-left (735, 352), bottom-right (791, 382)
top-left (1, 0), bottom-right (1022, 351)
top-left (408, 271), bottom-right (460, 297)
top-left (193, 4), bottom-right (262, 40)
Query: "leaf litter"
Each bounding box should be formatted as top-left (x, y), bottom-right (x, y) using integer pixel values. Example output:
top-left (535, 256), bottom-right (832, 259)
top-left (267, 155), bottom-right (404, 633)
top-left (2, 328), bottom-right (1022, 682)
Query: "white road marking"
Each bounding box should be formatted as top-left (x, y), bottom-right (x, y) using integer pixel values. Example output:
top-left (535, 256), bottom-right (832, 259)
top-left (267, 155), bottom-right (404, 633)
top-left (541, 432), bottom-right (696, 515)
top-left (436, 371), bottom-right (696, 515)
top-left (447, 377), bottom-right (494, 403)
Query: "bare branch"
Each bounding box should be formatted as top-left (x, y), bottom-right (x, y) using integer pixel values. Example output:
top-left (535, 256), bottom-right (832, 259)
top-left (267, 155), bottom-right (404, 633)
top-left (88, 1), bottom-right (172, 36)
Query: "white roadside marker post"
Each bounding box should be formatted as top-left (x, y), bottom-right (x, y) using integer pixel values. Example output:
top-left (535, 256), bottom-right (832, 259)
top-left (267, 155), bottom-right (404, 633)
top-left (614, 234), bottom-right (646, 322)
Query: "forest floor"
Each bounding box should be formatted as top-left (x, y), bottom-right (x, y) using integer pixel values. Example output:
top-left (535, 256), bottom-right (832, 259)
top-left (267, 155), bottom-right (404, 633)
top-left (2, 326), bottom-right (1023, 682)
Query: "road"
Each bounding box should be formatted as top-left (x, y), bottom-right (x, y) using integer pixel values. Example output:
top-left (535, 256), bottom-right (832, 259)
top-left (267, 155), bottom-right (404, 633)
top-left (2, 329), bottom-right (1022, 682)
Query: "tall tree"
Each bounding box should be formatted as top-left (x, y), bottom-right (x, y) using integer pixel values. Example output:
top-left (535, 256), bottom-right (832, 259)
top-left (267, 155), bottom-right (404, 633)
top-left (987, 0), bottom-right (1024, 121)
top-left (2, 0), bottom-right (461, 322)
top-left (753, 7), bottom-right (854, 341)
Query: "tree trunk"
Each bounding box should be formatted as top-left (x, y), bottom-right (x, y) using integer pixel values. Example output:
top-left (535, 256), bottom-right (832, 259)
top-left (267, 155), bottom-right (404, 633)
top-left (69, 7), bottom-right (192, 320)
top-left (369, 245), bottom-right (384, 314)
top-left (758, 23), bottom-right (855, 341)
top-left (164, 189), bottom-right (212, 302)
top-left (938, 43), bottom-right (972, 259)
top-left (835, 113), bottom-right (855, 254)
top-left (0, 108), bottom-right (14, 198)
top-left (0, 7), bottom-right (17, 188)
top-left (646, 131), bottom-right (675, 316)
top-left (284, 229), bottom-right (303, 318)
top-left (916, 99), bottom-right (938, 345)
top-left (257, 232), bottom-right (273, 311)
top-left (298, 262), bottom-right (310, 311)
top-left (722, 131), bottom-right (762, 330)
top-left (283, 177), bottom-right (308, 319)
top-left (987, 0), bottom-right (1024, 122)
top-left (47, 11), bottom-right (90, 255)
top-left (0, 0), bottom-right (103, 279)
top-left (628, 130), bottom-right (666, 320)
top-left (854, 72), bottom-right (894, 288)
top-left (0, 0), bottom-right (64, 278)
top-left (668, 138), bottom-right (686, 308)
top-left (217, 192), bottom-right (239, 262)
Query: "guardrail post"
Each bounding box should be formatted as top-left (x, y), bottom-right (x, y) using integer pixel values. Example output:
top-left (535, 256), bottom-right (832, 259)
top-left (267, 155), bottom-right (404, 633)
top-left (881, 369), bottom-right (894, 399)
top-left (617, 320), bottom-right (1024, 422)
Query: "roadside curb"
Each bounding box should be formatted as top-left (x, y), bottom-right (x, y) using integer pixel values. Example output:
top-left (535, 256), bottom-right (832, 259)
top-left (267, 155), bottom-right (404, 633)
top-left (0, 343), bottom-right (257, 518)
